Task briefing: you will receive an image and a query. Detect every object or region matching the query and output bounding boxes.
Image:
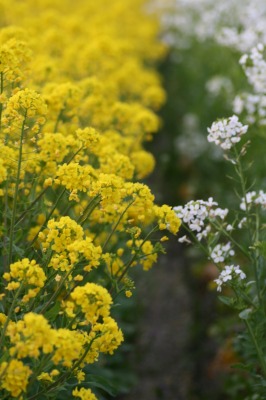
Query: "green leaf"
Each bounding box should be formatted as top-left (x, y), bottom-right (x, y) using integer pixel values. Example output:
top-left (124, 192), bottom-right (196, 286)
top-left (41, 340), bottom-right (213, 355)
top-left (83, 375), bottom-right (119, 397)
top-left (239, 308), bottom-right (253, 320)
top-left (218, 295), bottom-right (233, 307)
top-left (44, 301), bottom-right (61, 321)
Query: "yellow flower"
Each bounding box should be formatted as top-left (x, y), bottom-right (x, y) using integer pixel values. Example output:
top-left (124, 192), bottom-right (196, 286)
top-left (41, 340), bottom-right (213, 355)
top-left (3, 88), bottom-right (47, 137)
top-left (153, 204), bottom-right (181, 234)
top-left (73, 387), bottom-right (98, 400)
top-left (7, 313), bottom-right (55, 358)
top-left (3, 258), bottom-right (46, 302)
top-left (37, 372), bottom-right (53, 382)
top-left (0, 359), bottom-right (31, 397)
top-left (64, 282), bottom-right (112, 324)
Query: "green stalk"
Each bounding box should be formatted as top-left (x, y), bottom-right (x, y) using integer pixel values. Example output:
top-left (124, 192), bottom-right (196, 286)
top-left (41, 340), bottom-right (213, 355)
top-left (27, 187), bottom-right (66, 251)
top-left (3, 180), bottom-right (9, 272)
top-left (233, 147), bottom-right (262, 306)
top-left (27, 336), bottom-right (99, 400)
top-left (102, 198), bottom-right (135, 251)
top-left (15, 146), bottom-right (83, 226)
top-left (0, 72), bottom-right (4, 130)
top-left (39, 267), bottom-right (74, 314)
top-left (15, 186), bottom-right (48, 225)
top-left (54, 106), bottom-right (65, 133)
top-left (0, 284), bottom-right (24, 347)
top-left (77, 194), bottom-right (101, 226)
top-left (245, 319), bottom-right (266, 377)
top-left (115, 225), bottom-right (158, 285)
top-left (7, 110), bottom-right (27, 266)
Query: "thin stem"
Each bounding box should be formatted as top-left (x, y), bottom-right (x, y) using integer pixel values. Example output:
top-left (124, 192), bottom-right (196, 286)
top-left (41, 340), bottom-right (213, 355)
top-left (254, 208), bottom-right (262, 307)
top-left (15, 187), bottom-right (48, 225)
top-left (27, 187), bottom-right (66, 250)
top-left (77, 195), bottom-right (101, 225)
top-left (2, 180), bottom-right (9, 272)
top-left (7, 110), bottom-right (27, 265)
top-left (115, 225), bottom-right (158, 285)
top-left (0, 72), bottom-right (4, 130)
top-left (245, 319), bottom-right (266, 377)
top-left (15, 146), bottom-right (83, 226)
top-left (210, 219), bottom-right (251, 259)
top-left (233, 147), bottom-right (262, 306)
top-left (27, 336), bottom-right (98, 400)
top-left (54, 107), bottom-right (65, 133)
top-left (102, 199), bottom-right (135, 251)
top-left (0, 285), bottom-right (24, 347)
top-left (39, 267), bottom-right (74, 314)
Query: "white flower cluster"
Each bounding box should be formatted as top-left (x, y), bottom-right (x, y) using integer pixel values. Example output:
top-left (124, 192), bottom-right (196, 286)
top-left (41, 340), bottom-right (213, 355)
top-left (175, 113), bottom-right (208, 160)
top-left (205, 76), bottom-right (233, 98)
top-left (240, 44), bottom-right (266, 94)
top-left (214, 264), bottom-right (246, 292)
top-left (207, 115), bottom-right (248, 150)
top-left (233, 93), bottom-right (266, 126)
top-left (174, 197), bottom-right (228, 242)
top-left (210, 242), bottom-right (235, 263)
top-left (160, 0), bottom-right (266, 52)
top-left (233, 45), bottom-right (266, 126)
top-left (240, 190), bottom-right (266, 210)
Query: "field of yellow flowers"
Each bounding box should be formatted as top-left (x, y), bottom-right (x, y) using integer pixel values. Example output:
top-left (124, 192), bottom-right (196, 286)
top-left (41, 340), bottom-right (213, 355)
top-left (0, 1), bottom-right (181, 399)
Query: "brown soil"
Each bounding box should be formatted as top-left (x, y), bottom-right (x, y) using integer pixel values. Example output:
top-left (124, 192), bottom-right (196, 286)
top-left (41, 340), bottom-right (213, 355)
top-left (117, 244), bottom-right (192, 400)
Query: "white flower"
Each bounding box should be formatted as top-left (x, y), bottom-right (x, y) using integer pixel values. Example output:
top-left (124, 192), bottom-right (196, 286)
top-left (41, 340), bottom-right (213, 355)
top-left (174, 199), bottom-right (228, 242)
top-left (238, 217), bottom-right (247, 229)
top-left (240, 44), bottom-right (266, 94)
top-left (210, 242), bottom-right (235, 264)
top-left (214, 264), bottom-right (246, 291)
top-left (178, 235), bottom-right (191, 244)
top-left (240, 190), bottom-right (266, 210)
top-left (207, 115), bottom-right (248, 151)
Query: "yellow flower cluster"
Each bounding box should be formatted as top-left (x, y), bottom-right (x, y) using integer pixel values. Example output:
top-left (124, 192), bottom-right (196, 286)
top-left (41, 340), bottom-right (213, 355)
top-left (73, 387), bottom-right (97, 400)
top-left (64, 282), bottom-right (113, 323)
top-left (3, 258), bottom-right (46, 302)
top-left (0, 359), bottom-right (31, 398)
top-left (0, 0), bottom-right (181, 398)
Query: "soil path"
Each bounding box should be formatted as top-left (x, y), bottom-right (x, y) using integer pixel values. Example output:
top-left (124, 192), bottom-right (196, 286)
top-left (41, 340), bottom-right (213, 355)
top-left (118, 244), bottom-right (192, 400)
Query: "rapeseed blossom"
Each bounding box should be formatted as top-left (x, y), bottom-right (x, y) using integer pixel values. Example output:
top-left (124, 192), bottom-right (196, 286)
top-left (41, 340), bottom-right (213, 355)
top-left (0, 1), bottom-right (181, 398)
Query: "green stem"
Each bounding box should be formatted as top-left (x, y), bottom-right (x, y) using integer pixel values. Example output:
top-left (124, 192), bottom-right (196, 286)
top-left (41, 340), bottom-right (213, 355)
top-left (102, 199), bottom-right (135, 251)
top-left (0, 72), bottom-right (4, 130)
top-left (115, 225), bottom-right (158, 285)
top-left (3, 179), bottom-right (9, 272)
top-left (7, 110), bottom-right (27, 265)
top-left (254, 209), bottom-right (262, 307)
top-left (15, 146), bottom-right (83, 226)
top-left (27, 336), bottom-right (98, 400)
top-left (77, 195), bottom-right (101, 226)
top-left (211, 219), bottom-right (250, 259)
top-left (54, 107), bottom-right (65, 133)
top-left (245, 319), bottom-right (266, 377)
top-left (0, 285), bottom-right (24, 347)
top-left (15, 186), bottom-right (48, 225)
top-left (39, 267), bottom-right (74, 314)
top-left (233, 148), bottom-right (262, 306)
top-left (27, 187), bottom-right (66, 251)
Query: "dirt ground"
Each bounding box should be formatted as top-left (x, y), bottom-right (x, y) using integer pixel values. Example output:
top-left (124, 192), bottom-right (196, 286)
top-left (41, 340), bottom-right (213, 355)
top-left (117, 243), bottom-right (192, 400)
